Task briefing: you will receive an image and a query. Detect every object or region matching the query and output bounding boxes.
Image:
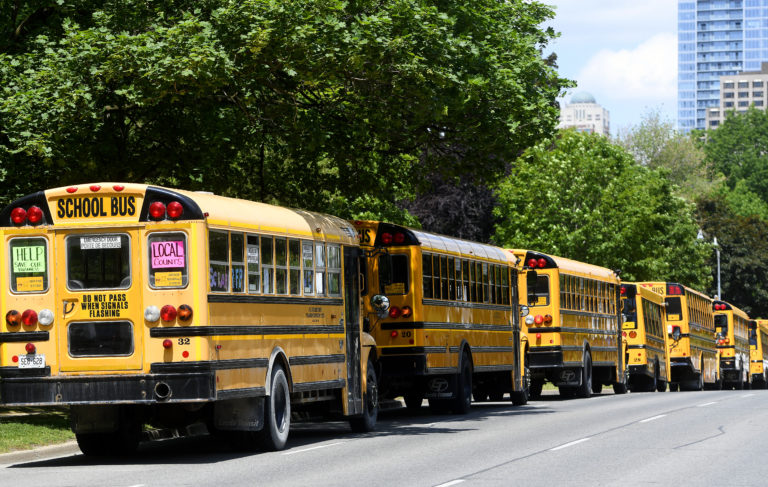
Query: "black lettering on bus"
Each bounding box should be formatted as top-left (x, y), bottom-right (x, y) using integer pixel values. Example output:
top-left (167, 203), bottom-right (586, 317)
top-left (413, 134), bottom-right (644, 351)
top-left (72, 197), bottom-right (81, 218)
top-left (57, 199), bottom-right (65, 218)
top-left (127, 196), bottom-right (136, 215)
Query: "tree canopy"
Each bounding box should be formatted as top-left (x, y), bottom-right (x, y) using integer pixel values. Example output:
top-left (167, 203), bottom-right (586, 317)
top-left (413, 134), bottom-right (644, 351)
top-left (493, 130), bottom-right (711, 289)
top-left (0, 0), bottom-right (570, 221)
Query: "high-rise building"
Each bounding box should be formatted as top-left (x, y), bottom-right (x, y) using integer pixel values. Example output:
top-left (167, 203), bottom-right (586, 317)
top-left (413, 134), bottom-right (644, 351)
top-left (557, 92), bottom-right (610, 136)
top-left (705, 62), bottom-right (768, 128)
top-left (678, 1), bottom-right (768, 132)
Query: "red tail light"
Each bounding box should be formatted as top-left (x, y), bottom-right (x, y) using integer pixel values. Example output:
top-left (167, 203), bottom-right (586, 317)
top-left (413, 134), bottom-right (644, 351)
top-left (89, 185), bottom-right (101, 192)
top-left (527, 258), bottom-right (538, 268)
top-left (160, 305), bottom-right (177, 321)
top-left (622, 331), bottom-right (627, 337)
top-left (10, 207), bottom-right (26, 225)
top-left (167, 201), bottom-right (184, 219)
top-left (66, 187), bottom-right (78, 193)
top-left (400, 306), bottom-right (413, 318)
top-left (537, 258), bottom-right (546, 268)
top-left (390, 330), bottom-right (398, 338)
top-left (6, 310), bottom-right (21, 327)
top-left (629, 331), bottom-right (637, 339)
top-left (149, 201), bottom-right (166, 220)
top-left (162, 339), bottom-right (173, 349)
top-left (393, 232), bottom-right (405, 244)
top-left (25, 343), bottom-right (36, 354)
top-left (21, 309), bottom-right (38, 326)
top-left (543, 314), bottom-right (553, 324)
top-left (388, 306), bottom-right (401, 319)
top-left (113, 185), bottom-right (125, 192)
top-left (380, 233), bottom-right (393, 245)
top-left (178, 304), bottom-right (193, 321)
top-left (534, 315), bottom-right (544, 325)
top-left (26, 206), bottom-right (43, 224)
top-left (620, 286), bottom-right (626, 295)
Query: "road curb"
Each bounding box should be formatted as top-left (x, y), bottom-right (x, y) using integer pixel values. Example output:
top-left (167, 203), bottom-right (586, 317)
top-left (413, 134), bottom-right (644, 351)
top-left (0, 440), bottom-right (80, 465)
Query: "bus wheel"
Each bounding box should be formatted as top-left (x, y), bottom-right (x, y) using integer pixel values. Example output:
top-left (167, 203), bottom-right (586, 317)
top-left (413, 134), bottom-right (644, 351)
top-left (452, 352), bottom-right (472, 414)
top-left (350, 359), bottom-right (379, 433)
top-left (511, 354), bottom-right (531, 406)
top-left (529, 379), bottom-right (543, 400)
top-left (655, 363), bottom-right (666, 392)
top-left (612, 381), bottom-right (628, 395)
top-left (669, 382), bottom-right (679, 392)
top-left (576, 352), bottom-right (592, 399)
top-left (404, 392), bottom-right (424, 411)
top-left (76, 421), bottom-right (141, 457)
top-left (258, 365), bottom-right (291, 451)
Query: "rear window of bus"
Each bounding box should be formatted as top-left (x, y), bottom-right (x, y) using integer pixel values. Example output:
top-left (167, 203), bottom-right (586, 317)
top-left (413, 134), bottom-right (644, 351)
top-left (66, 234), bottom-right (130, 290)
top-left (148, 232), bottom-right (189, 289)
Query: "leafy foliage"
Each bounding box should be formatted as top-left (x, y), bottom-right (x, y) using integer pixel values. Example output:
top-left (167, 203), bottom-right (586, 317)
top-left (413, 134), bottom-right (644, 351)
top-left (0, 0), bottom-right (570, 220)
top-left (494, 130), bottom-right (711, 289)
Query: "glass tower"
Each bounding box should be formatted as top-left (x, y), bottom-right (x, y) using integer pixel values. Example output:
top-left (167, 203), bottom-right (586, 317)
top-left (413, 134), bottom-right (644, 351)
top-left (678, 0), bottom-right (750, 132)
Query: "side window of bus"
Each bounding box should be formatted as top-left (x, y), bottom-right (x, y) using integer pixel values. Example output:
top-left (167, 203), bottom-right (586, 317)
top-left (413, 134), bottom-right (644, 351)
top-left (289, 239), bottom-right (301, 295)
top-left (148, 232), bottom-right (188, 289)
top-left (422, 253), bottom-right (433, 299)
top-left (262, 236), bottom-right (274, 294)
top-left (315, 242), bottom-right (325, 296)
top-left (247, 235), bottom-right (260, 293)
top-left (379, 254), bottom-right (408, 295)
top-left (327, 245), bottom-right (342, 296)
top-left (231, 233), bottom-right (245, 293)
top-left (275, 238), bottom-right (288, 294)
top-left (9, 237), bottom-right (49, 293)
top-left (67, 234), bottom-right (130, 290)
top-left (749, 326), bottom-right (758, 347)
top-left (209, 231), bottom-right (229, 292)
top-left (302, 241), bottom-right (314, 295)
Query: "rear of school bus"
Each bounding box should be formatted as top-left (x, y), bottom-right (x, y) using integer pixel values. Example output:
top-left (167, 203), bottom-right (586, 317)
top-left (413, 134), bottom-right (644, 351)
top-left (714, 300), bottom-right (751, 389)
top-left (0, 183), bottom-right (376, 454)
top-left (620, 284), bottom-right (669, 392)
top-left (659, 282), bottom-right (720, 390)
top-left (749, 319), bottom-right (768, 388)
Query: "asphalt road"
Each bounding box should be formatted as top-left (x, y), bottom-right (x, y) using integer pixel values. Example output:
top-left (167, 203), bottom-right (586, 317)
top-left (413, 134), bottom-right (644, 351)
top-left (2, 389), bottom-right (767, 486)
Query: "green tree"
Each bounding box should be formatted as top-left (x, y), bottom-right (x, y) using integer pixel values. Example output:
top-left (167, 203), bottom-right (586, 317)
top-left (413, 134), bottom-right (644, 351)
top-left (494, 130), bottom-right (711, 289)
top-left (0, 0), bottom-right (570, 221)
top-left (697, 195), bottom-right (768, 317)
top-left (616, 110), bottom-right (716, 201)
top-left (703, 107), bottom-right (768, 204)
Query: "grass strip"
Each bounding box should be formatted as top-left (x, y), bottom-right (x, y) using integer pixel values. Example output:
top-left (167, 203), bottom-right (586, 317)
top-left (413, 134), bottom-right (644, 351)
top-left (0, 408), bottom-right (74, 454)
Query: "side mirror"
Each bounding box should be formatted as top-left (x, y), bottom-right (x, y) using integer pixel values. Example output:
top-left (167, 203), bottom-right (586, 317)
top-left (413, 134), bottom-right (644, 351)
top-left (370, 294), bottom-right (390, 318)
top-left (519, 305), bottom-right (530, 318)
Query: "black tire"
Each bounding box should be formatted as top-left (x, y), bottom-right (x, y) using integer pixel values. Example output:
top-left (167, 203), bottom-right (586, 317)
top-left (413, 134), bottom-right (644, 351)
top-left (529, 379), bottom-right (543, 400)
top-left (511, 353), bottom-right (531, 406)
top-left (613, 381), bottom-right (628, 395)
top-left (559, 386), bottom-right (576, 399)
top-left (404, 392), bottom-right (424, 411)
top-left (669, 382), bottom-right (679, 392)
top-left (76, 421), bottom-right (141, 457)
top-left (258, 365), bottom-right (291, 451)
top-left (592, 381), bottom-right (603, 394)
top-left (350, 359), bottom-right (378, 433)
top-left (577, 352), bottom-right (593, 399)
top-left (452, 353), bottom-right (473, 414)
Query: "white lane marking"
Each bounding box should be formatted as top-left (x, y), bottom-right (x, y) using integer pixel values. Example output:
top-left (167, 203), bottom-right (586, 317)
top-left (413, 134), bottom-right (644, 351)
top-left (435, 480), bottom-right (465, 487)
top-left (639, 414), bottom-right (667, 423)
top-left (742, 393), bottom-right (755, 398)
top-left (697, 401), bottom-right (717, 407)
top-left (281, 442), bottom-right (344, 455)
top-left (550, 437), bottom-right (591, 451)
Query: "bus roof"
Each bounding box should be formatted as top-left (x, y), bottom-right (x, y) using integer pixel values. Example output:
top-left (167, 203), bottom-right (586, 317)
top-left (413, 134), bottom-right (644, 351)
top-left (638, 282), bottom-right (713, 301)
top-left (1, 183), bottom-right (358, 244)
top-left (509, 249), bottom-right (619, 281)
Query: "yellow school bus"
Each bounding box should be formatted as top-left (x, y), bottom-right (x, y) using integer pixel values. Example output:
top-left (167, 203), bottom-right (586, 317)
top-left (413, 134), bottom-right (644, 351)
top-left (620, 283), bottom-right (669, 392)
top-left (749, 319), bottom-right (768, 389)
top-left (352, 221), bottom-right (527, 413)
top-left (713, 300), bottom-right (751, 389)
top-left (511, 250), bottom-right (626, 399)
top-left (0, 183), bottom-right (378, 455)
top-left (640, 282), bottom-right (718, 391)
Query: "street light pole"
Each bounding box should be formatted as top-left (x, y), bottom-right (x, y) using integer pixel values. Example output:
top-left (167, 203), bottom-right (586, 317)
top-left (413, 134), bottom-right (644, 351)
top-left (714, 237), bottom-right (721, 300)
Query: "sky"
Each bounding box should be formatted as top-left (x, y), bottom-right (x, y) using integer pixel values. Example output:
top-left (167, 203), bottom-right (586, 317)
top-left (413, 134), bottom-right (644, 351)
top-left (544, 1), bottom-right (677, 136)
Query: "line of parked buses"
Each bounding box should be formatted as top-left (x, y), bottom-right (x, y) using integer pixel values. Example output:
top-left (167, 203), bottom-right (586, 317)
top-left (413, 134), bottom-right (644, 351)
top-left (0, 184), bottom-right (765, 456)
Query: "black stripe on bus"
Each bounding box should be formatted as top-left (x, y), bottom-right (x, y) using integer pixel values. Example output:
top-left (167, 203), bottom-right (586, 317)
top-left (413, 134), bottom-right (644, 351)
top-left (526, 327), bottom-right (617, 336)
top-left (0, 331), bottom-right (49, 343)
top-left (448, 346), bottom-right (515, 354)
top-left (474, 365), bottom-right (515, 372)
top-left (421, 299), bottom-right (511, 312)
top-left (149, 325), bottom-right (344, 338)
top-left (380, 322), bottom-right (511, 332)
top-left (150, 358), bottom-right (268, 373)
top-left (292, 379), bottom-right (346, 392)
top-left (208, 295), bottom-right (344, 306)
top-left (560, 310), bottom-right (620, 320)
top-left (381, 347), bottom-right (446, 355)
top-left (217, 387), bottom-right (266, 400)
top-left (560, 345), bottom-right (617, 353)
top-left (627, 344), bottom-right (665, 355)
top-left (0, 366), bottom-right (51, 378)
top-left (289, 354), bottom-right (346, 366)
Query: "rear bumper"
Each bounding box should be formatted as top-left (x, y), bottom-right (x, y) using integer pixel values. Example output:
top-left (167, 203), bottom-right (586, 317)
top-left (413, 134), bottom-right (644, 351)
top-left (0, 370), bottom-right (216, 406)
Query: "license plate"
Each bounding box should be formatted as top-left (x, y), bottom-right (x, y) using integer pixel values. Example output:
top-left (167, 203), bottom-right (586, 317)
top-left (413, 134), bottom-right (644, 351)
top-left (18, 353), bottom-right (45, 369)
